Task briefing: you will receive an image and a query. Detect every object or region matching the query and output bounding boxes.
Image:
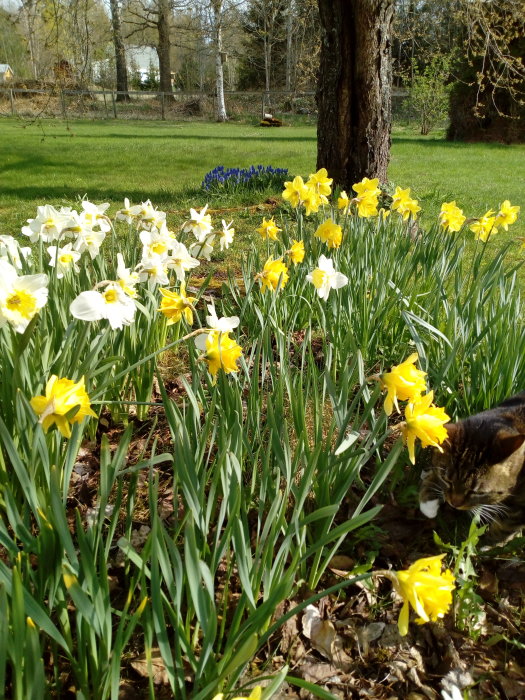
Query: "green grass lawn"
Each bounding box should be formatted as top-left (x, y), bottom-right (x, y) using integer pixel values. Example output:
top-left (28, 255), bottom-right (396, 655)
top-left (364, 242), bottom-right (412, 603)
top-left (2, 118), bottom-right (524, 241)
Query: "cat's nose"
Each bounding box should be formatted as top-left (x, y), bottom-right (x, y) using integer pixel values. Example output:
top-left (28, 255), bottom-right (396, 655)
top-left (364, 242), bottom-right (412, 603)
top-left (446, 492), bottom-right (467, 509)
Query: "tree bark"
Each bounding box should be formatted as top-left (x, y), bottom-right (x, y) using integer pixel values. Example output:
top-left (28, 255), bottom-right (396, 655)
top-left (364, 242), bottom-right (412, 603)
top-left (285, 0), bottom-right (294, 92)
top-left (212, 0), bottom-right (228, 121)
top-left (156, 0), bottom-right (173, 97)
top-left (109, 0), bottom-right (130, 101)
top-left (316, 0), bottom-right (394, 189)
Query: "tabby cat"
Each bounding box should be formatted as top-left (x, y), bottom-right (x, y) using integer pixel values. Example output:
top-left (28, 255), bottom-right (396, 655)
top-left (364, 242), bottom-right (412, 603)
top-left (419, 391), bottom-right (525, 542)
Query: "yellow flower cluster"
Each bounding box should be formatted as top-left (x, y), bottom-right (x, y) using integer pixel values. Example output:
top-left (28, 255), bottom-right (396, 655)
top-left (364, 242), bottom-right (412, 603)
top-left (337, 177), bottom-right (382, 219)
top-left (439, 199), bottom-right (519, 242)
top-left (157, 282), bottom-right (196, 325)
top-left (282, 168), bottom-right (332, 216)
top-left (257, 256), bottom-right (290, 293)
top-left (469, 200), bottom-right (520, 242)
top-left (30, 375), bottom-right (97, 439)
top-left (394, 555), bottom-right (455, 636)
top-left (391, 186), bottom-right (421, 221)
top-left (380, 353), bottom-right (450, 464)
top-left (439, 201), bottom-right (465, 232)
top-left (203, 330), bottom-right (243, 380)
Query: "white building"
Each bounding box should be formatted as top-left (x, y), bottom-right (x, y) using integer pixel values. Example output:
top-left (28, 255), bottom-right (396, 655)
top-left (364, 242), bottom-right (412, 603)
top-left (126, 46), bottom-right (160, 83)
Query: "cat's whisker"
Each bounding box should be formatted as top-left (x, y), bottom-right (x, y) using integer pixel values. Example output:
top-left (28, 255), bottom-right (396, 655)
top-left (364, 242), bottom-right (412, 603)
top-left (427, 485), bottom-right (444, 498)
top-left (473, 502), bottom-right (510, 525)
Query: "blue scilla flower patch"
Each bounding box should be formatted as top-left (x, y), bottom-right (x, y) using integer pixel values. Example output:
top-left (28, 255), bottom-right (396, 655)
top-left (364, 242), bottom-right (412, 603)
top-left (201, 164), bottom-right (289, 194)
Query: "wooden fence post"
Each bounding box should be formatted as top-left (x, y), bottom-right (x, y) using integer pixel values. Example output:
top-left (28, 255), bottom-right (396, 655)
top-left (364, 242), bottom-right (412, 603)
top-left (9, 89), bottom-right (15, 115)
top-left (60, 90), bottom-right (67, 119)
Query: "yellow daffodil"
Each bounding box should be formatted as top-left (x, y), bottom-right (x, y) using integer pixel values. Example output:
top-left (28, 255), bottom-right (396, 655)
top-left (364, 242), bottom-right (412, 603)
top-left (400, 391), bottom-right (450, 464)
top-left (307, 168), bottom-right (333, 197)
top-left (288, 240), bottom-right (305, 264)
top-left (30, 375), bottom-right (97, 439)
top-left (470, 210), bottom-right (497, 242)
top-left (256, 217), bottom-right (281, 241)
top-left (391, 186), bottom-right (421, 221)
top-left (314, 218), bottom-right (343, 249)
top-left (439, 201), bottom-right (466, 232)
top-left (257, 256), bottom-right (289, 293)
top-left (302, 186), bottom-right (325, 216)
top-left (352, 177), bottom-right (381, 198)
top-left (380, 353), bottom-right (427, 416)
top-left (394, 554), bottom-right (455, 636)
top-left (495, 200), bottom-right (520, 231)
top-left (158, 282), bottom-right (196, 325)
top-left (202, 330), bottom-right (242, 379)
top-left (282, 176), bottom-right (309, 208)
top-left (212, 687), bottom-right (262, 700)
top-left (337, 190), bottom-right (350, 213)
top-left (355, 191), bottom-right (379, 218)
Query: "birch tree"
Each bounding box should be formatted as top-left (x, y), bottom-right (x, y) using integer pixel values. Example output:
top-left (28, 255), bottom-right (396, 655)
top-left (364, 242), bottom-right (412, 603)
top-left (210, 0), bottom-right (227, 121)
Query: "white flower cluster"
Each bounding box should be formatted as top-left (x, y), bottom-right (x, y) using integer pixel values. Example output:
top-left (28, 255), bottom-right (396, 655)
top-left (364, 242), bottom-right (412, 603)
top-left (181, 205), bottom-right (235, 260)
top-left (12, 198), bottom-right (232, 332)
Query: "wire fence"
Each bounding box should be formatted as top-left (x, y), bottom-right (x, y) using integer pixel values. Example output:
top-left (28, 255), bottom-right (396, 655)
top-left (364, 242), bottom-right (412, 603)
top-left (0, 87), bottom-right (409, 123)
top-left (0, 88), bottom-right (320, 122)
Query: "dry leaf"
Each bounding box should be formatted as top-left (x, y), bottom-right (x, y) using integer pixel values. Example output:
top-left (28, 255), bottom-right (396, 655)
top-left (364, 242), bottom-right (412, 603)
top-left (302, 605), bottom-right (352, 671)
top-left (328, 555), bottom-right (355, 571)
top-left (130, 648), bottom-right (169, 685)
top-left (356, 622), bottom-right (385, 655)
top-left (300, 661), bottom-right (342, 684)
top-left (302, 605), bottom-right (336, 660)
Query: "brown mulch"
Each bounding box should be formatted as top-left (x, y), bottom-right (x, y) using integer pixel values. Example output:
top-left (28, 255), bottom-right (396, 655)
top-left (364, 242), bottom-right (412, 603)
top-left (66, 407), bottom-right (525, 700)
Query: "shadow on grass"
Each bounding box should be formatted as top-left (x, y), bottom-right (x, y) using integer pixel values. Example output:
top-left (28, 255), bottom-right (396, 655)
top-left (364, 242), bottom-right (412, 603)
top-left (2, 184), bottom-right (281, 208)
top-left (14, 131), bottom-right (317, 143)
top-left (392, 136), bottom-right (522, 149)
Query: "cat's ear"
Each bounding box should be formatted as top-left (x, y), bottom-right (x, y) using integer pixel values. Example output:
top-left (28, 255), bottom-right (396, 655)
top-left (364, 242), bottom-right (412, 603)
top-left (442, 422), bottom-right (457, 447)
top-left (494, 431), bottom-right (525, 460)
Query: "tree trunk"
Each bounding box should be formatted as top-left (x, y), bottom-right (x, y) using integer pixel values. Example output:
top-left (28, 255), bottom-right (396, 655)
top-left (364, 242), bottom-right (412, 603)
top-left (212, 0), bottom-right (228, 121)
top-left (285, 1), bottom-right (294, 92)
top-left (157, 0), bottom-right (173, 97)
top-left (316, 0), bottom-right (394, 189)
top-left (109, 0), bottom-right (130, 101)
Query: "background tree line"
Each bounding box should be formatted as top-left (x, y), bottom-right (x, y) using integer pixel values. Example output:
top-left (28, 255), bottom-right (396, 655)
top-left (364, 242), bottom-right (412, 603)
top-left (0, 0), bottom-right (523, 141)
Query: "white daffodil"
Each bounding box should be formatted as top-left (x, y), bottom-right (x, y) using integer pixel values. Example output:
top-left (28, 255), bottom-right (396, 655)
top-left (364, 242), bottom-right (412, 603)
top-left (73, 228), bottom-right (106, 259)
top-left (116, 253), bottom-right (140, 297)
top-left (134, 200), bottom-right (166, 231)
top-left (81, 201), bottom-right (112, 232)
top-left (218, 219), bottom-right (235, 251)
top-left (115, 197), bottom-right (136, 224)
top-left (306, 254), bottom-right (348, 301)
top-left (0, 235), bottom-right (31, 269)
top-left (70, 283), bottom-right (136, 330)
top-left (189, 236), bottom-right (215, 261)
top-left (166, 240), bottom-right (200, 281)
top-left (0, 260), bottom-right (49, 333)
top-left (21, 204), bottom-right (69, 243)
top-left (182, 204), bottom-right (213, 241)
top-left (137, 253), bottom-right (170, 286)
top-left (47, 243), bottom-right (81, 278)
top-left (60, 209), bottom-right (90, 238)
top-left (139, 227), bottom-right (173, 259)
top-left (205, 302), bottom-right (239, 332)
